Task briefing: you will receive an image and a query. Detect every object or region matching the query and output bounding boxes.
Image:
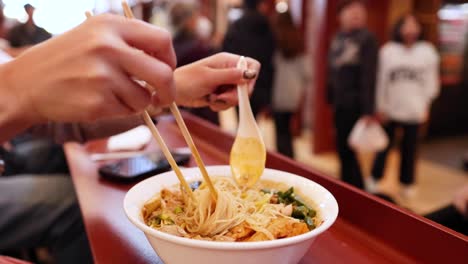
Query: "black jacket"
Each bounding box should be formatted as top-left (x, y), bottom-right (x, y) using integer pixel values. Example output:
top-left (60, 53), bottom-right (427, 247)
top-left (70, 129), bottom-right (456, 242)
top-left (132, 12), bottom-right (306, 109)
top-left (222, 9), bottom-right (275, 114)
top-left (327, 29), bottom-right (378, 115)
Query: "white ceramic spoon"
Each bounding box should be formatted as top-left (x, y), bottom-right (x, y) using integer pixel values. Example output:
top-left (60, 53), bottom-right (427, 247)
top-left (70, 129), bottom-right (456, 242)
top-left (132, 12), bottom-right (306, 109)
top-left (230, 57), bottom-right (266, 187)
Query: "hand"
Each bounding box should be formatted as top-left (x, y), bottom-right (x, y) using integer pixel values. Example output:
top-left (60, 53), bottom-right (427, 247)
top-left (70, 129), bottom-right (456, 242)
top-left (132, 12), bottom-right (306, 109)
top-left (174, 52), bottom-right (260, 111)
top-left (0, 14), bottom-right (176, 125)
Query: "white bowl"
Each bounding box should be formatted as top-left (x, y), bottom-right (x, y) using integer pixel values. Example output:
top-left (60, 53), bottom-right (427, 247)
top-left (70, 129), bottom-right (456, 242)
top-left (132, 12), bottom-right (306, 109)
top-left (124, 166), bottom-right (339, 264)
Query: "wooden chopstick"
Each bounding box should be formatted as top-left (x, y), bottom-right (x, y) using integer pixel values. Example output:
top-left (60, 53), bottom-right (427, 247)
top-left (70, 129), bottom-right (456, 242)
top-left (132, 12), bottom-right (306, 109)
top-left (141, 112), bottom-right (194, 199)
top-left (121, 1), bottom-right (135, 18)
top-left (121, 1), bottom-right (218, 201)
top-left (169, 103), bottom-right (218, 200)
top-left (117, 2), bottom-right (194, 199)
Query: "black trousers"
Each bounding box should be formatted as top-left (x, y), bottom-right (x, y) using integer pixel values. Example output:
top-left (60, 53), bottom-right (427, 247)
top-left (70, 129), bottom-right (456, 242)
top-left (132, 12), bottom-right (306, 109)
top-left (334, 108), bottom-right (364, 189)
top-left (371, 121), bottom-right (420, 185)
top-left (273, 112), bottom-right (294, 158)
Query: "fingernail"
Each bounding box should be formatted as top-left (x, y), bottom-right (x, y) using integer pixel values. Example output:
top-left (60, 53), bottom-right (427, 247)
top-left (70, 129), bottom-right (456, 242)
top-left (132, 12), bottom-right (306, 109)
top-left (243, 70), bottom-right (257, 79)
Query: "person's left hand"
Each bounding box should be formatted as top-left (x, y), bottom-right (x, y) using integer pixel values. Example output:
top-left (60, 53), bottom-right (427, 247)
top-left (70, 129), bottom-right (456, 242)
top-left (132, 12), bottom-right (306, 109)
top-left (174, 52), bottom-right (260, 111)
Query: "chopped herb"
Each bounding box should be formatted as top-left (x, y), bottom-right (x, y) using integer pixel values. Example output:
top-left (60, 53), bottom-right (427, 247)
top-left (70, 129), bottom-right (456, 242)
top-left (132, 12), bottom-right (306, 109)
top-left (283, 187), bottom-right (294, 197)
top-left (159, 214), bottom-right (170, 220)
top-left (308, 209), bottom-right (317, 218)
top-left (271, 187), bottom-right (318, 230)
top-left (304, 216), bottom-right (316, 230)
top-left (151, 214), bottom-right (175, 226)
top-left (148, 217), bottom-right (161, 227)
top-left (164, 218), bottom-right (175, 225)
top-left (174, 206), bottom-right (183, 214)
top-left (292, 195), bottom-right (306, 207)
top-left (292, 205), bottom-right (309, 219)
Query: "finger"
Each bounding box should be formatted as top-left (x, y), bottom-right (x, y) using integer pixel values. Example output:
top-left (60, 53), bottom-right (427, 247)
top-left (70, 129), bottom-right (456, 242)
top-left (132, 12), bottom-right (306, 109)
top-left (243, 69), bottom-right (257, 80)
top-left (118, 47), bottom-right (175, 105)
top-left (245, 57), bottom-right (261, 73)
top-left (211, 89), bottom-right (238, 106)
top-left (203, 52), bottom-right (240, 68)
top-left (110, 69), bottom-right (152, 112)
top-left (244, 57), bottom-right (260, 95)
top-left (209, 55), bottom-right (259, 96)
top-left (208, 67), bottom-right (243, 86)
top-left (204, 53), bottom-right (261, 73)
top-left (117, 18), bottom-right (177, 69)
top-left (91, 88), bottom-right (135, 121)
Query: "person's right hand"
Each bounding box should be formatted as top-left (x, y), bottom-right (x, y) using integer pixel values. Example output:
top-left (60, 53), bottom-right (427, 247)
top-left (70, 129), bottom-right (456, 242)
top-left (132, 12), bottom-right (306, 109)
top-left (0, 14), bottom-right (176, 125)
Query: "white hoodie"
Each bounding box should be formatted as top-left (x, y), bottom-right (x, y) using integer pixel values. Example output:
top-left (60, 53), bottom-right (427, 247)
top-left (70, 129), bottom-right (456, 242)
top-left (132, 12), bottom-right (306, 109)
top-left (376, 41), bottom-right (440, 123)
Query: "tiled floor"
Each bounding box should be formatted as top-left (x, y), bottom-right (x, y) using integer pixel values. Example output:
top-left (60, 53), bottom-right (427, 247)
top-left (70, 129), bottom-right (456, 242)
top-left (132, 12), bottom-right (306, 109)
top-left (219, 109), bottom-right (468, 215)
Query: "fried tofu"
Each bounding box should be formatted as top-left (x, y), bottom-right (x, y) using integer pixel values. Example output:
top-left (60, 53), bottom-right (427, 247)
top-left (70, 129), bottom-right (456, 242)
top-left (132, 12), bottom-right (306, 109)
top-left (247, 218), bottom-right (309, 242)
top-left (226, 223), bottom-right (255, 241)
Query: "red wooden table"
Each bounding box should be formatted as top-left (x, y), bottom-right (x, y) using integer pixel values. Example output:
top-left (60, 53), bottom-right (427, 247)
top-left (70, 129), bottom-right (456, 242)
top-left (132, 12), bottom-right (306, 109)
top-left (64, 113), bottom-right (468, 264)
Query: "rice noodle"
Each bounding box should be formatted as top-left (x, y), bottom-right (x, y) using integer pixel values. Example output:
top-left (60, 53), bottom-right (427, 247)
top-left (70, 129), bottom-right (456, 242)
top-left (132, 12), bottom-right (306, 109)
top-left (143, 177), bottom-right (316, 241)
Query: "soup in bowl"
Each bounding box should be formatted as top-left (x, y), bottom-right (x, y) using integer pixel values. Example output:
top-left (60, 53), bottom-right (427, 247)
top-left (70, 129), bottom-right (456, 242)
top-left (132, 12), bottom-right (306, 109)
top-left (124, 166), bottom-right (338, 264)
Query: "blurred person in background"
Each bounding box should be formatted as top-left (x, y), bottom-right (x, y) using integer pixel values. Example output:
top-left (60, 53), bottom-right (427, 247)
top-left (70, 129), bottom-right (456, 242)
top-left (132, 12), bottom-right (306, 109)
top-left (271, 12), bottom-right (310, 158)
top-left (327, 0), bottom-right (378, 189)
top-left (170, 1), bottom-right (218, 124)
top-left (367, 14), bottom-right (439, 199)
top-left (223, 0), bottom-right (275, 117)
top-left (7, 4), bottom-right (51, 48)
top-left (0, 3), bottom-right (25, 57)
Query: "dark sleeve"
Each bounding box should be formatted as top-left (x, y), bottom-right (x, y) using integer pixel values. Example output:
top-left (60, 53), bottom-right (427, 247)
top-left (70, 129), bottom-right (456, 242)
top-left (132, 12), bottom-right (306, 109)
top-left (359, 33), bottom-right (378, 115)
top-left (222, 24), bottom-right (238, 53)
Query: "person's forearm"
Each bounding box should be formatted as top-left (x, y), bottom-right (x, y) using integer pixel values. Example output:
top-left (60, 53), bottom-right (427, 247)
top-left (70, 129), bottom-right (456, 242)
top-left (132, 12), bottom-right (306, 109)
top-left (5, 46), bottom-right (30, 57)
top-left (0, 64), bottom-right (33, 143)
top-left (0, 106), bottom-right (31, 143)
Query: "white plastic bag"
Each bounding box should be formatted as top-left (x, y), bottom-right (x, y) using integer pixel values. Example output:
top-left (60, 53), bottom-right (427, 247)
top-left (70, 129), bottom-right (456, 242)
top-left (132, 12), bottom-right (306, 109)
top-left (348, 118), bottom-right (389, 153)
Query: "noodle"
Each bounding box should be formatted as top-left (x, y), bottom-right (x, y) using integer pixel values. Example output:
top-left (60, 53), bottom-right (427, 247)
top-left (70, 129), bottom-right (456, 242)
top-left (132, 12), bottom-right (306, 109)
top-left (143, 177), bottom-right (320, 242)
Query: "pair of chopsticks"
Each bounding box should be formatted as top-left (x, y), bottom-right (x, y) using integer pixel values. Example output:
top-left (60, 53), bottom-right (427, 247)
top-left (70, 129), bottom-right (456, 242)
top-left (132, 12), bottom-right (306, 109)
top-left (86, 1), bottom-right (218, 201)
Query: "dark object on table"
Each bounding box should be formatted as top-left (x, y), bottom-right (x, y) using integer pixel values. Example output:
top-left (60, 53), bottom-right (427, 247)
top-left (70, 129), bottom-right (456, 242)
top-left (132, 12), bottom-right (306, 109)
top-left (98, 151), bottom-right (190, 183)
